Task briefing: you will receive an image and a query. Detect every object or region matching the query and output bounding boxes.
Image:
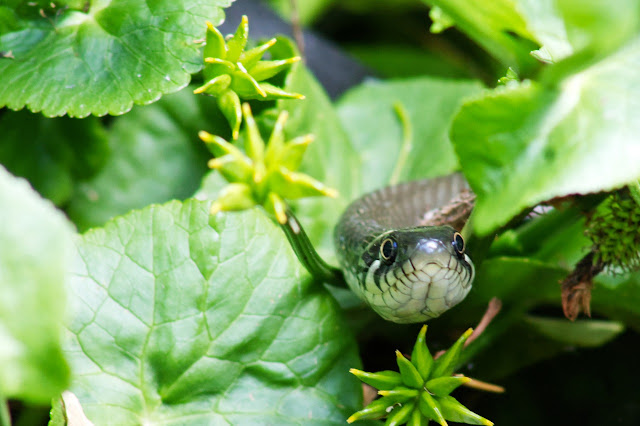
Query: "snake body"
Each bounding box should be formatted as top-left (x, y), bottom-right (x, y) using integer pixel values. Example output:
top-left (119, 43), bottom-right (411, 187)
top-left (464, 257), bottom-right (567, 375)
top-left (334, 174), bottom-right (475, 323)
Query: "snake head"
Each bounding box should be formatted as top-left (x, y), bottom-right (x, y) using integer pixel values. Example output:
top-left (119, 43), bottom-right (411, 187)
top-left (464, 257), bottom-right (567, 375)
top-left (358, 226), bottom-right (475, 323)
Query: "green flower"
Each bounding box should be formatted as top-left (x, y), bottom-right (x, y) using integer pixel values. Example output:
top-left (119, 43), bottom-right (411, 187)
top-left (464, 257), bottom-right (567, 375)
top-left (349, 326), bottom-right (493, 426)
top-left (199, 103), bottom-right (337, 224)
top-left (194, 16), bottom-right (304, 139)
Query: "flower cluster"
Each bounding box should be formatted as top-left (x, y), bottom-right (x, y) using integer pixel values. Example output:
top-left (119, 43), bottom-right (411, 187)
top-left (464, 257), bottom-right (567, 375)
top-left (349, 326), bottom-right (492, 426)
top-left (195, 16), bottom-right (303, 139)
top-left (199, 103), bottom-right (337, 224)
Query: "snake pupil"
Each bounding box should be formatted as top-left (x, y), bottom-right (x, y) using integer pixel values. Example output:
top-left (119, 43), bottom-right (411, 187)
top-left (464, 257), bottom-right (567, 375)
top-left (380, 238), bottom-right (397, 262)
top-left (453, 232), bottom-right (465, 257)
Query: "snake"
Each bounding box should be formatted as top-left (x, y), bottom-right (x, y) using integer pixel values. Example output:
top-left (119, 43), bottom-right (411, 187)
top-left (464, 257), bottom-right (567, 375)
top-left (333, 174), bottom-right (475, 324)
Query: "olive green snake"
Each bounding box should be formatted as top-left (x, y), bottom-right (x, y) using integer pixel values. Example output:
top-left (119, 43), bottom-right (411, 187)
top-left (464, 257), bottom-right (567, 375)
top-left (282, 174), bottom-right (476, 324)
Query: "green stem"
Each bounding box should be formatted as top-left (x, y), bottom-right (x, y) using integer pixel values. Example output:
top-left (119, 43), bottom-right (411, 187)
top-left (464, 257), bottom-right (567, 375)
top-left (0, 395), bottom-right (10, 426)
top-left (280, 209), bottom-right (347, 287)
top-left (389, 102), bottom-right (413, 186)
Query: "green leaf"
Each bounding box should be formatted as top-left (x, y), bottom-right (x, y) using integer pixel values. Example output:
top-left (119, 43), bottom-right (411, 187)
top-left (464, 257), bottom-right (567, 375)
top-left (452, 39), bottom-right (640, 235)
top-left (49, 396), bottom-right (65, 426)
top-left (66, 87), bottom-right (219, 231)
top-left (337, 77), bottom-right (483, 194)
top-left (64, 201), bottom-right (362, 423)
top-left (230, 68), bottom-right (267, 98)
top-left (278, 135), bottom-right (313, 171)
top-left (515, 0), bottom-right (574, 63)
top-left (424, 0), bottom-right (587, 64)
top-left (269, 168), bottom-right (337, 199)
top-left (225, 14), bottom-right (249, 63)
top-left (211, 182), bottom-right (255, 212)
top-left (429, 7), bottom-right (455, 33)
top-left (242, 102), bottom-right (266, 164)
top-left (201, 59), bottom-right (236, 84)
top-left (411, 325), bottom-right (433, 380)
top-left (240, 38), bottom-right (277, 70)
top-left (408, 408), bottom-right (426, 426)
top-left (217, 89), bottom-right (242, 139)
top-left (378, 387), bottom-right (419, 403)
top-left (592, 272), bottom-right (640, 331)
top-left (249, 58), bottom-right (302, 81)
top-left (0, 1), bottom-right (231, 117)
top-left (420, 0), bottom-right (541, 73)
top-left (266, 0), bottom-right (335, 25)
top-left (350, 369), bottom-right (403, 390)
top-left (194, 74), bottom-right (232, 96)
top-left (431, 329), bottom-right (472, 379)
top-left (264, 110), bottom-right (289, 167)
top-left (425, 376), bottom-right (470, 397)
top-left (418, 392), bottom-right (446, 425)
top-left (396, 350), bottom-right (425, 389)
top-left (0, 109), bottom-right (108, 205)
top-left (556, 0), bottom-right (640, 54)
top-left (0, 165), bottom-right (72, 403)
top-left (438, 395), bottom-right (493, 425)
top-left (348, 396), bottom-right (396, 423)
top-left (259, 82), bottom-right (305, 100)
top-left (348, 44), bottom-right (473, 79)
top-left (50, 391), bottom-right (94, 426)
top-left (203, 21), bottom-right (226, 61)
top-left (386, 400), bottom-right (415, 426)
top-left (523, 316), bottom-right (625, 347)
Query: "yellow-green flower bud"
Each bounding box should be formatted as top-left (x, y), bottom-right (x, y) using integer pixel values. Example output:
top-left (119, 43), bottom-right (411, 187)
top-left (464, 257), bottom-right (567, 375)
top-left (195, 16), bottom-right (303, 139)
top-left (201, 103), bottom-right (337, 225)
top-left (348, 327), bottom-right (492, 426)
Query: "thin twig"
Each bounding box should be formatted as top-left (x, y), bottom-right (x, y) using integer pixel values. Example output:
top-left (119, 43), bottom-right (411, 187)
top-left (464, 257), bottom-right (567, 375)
top-left (465, 298), bottom-right (502, 348)
top-left (462, 377), bottom-right (505, 393)
top-left (289, 0), bottom-right (305, 60)
top-left (433, 297), bottom-right (502, 360)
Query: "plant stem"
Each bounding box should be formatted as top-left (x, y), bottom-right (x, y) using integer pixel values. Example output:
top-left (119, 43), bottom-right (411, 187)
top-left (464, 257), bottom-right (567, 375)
top-left (389, 102), bottom-right (413, 186)
top-left (0, 395), bottom-right (11, 426)
top-left (289, 0), bottom-right (305, 60)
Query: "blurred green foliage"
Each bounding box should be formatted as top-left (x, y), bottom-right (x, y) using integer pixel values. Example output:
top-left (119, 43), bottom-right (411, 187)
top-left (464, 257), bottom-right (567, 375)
top-left (1, 0), bottom-right (640, 425)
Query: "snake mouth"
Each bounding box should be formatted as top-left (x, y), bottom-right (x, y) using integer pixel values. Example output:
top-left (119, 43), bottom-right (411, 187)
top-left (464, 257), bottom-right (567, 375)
top-left (363, 241), bottom-right (475, 324)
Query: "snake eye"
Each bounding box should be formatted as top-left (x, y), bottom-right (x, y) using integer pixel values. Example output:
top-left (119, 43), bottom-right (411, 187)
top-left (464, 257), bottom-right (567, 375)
top-left (453, 232), bottom-right (465, 257)
top-left (380, 238), bottom-right (398, 262)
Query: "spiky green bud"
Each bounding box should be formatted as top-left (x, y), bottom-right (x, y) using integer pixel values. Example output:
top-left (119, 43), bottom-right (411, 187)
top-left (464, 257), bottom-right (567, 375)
top-left (348, 325), bottom-right (493, 426)
top-left (195, 16), bottom-right (304, 139)
top-left (201, 104), bottom-right (337, 224)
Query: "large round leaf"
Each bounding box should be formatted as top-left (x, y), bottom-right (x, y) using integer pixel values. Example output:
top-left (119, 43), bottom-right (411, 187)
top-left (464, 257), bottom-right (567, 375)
top-left (67, 87), bottom-right (222, 231)
top-left (65, 200), bottom-right (362, 424)
top-left (452, 38), bottom-right (640, 235)
top-left (0, 0), bottom-right (231, 117)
